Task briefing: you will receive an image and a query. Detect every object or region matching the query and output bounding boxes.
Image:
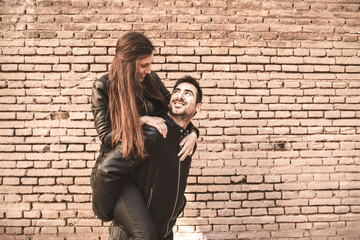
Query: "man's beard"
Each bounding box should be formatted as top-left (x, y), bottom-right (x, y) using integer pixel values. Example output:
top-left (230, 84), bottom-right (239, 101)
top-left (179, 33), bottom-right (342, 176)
top-left (169, 107), bottom-right (187, 117)
top-left (169, 100), bottom-right (189, 121)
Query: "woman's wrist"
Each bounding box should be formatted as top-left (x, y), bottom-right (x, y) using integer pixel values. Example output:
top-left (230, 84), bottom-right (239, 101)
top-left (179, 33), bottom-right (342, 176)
top-left (139, 116), bottom-right (148, 125)
top-left (189, 130), bottom-right (197, 138)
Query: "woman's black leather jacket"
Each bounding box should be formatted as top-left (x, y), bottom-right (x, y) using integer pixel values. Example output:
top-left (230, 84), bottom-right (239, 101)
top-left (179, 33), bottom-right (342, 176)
top-left (90, 72), bottom-right (170, 221)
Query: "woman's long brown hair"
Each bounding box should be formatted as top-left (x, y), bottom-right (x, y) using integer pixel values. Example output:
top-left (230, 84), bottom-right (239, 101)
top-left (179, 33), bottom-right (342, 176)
top-left (108, 32), bottom-right (155, 159)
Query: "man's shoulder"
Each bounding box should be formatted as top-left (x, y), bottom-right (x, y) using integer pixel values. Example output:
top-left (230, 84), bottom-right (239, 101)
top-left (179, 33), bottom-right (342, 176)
top-left (142, 115), bottom-right (170, 145)
top-left (143, 124), bottom-right (160, 136)
top-left (142, 124), bottom-right (162, 144)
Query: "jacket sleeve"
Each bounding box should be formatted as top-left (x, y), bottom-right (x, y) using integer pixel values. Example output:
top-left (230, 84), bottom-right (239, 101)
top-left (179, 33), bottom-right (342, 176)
top-left (91, 77), bottom-right (112, 148)
top-left (91, 125), bottom-right (160, 221)
top-left (151, 72), bottom-right (170, 104)
top-left (186, 121), bottom-right (199, 138)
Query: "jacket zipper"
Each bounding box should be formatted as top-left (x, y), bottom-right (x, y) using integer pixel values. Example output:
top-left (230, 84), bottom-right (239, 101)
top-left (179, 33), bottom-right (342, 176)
top-left (146, 188), bottom-right (153, 210)
top-left (164, 161), bottom-right (181, 238)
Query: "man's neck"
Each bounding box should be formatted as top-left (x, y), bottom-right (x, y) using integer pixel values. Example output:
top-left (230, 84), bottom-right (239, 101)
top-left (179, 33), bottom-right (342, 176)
top-left (167, 112), bottom-right (191, 129)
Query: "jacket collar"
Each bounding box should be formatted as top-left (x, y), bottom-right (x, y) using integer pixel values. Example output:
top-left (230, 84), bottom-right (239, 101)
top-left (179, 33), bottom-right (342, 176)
top-left (163, 113), bottom-right (190, 138)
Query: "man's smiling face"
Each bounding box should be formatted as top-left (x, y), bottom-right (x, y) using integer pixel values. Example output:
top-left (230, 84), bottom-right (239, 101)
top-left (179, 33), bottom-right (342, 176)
top-left (169, 82), bottom-right (198, 117)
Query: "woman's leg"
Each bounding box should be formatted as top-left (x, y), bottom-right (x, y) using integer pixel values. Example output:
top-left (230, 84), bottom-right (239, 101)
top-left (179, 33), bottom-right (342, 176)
top-left (113, 176), bottom-right (157, 240)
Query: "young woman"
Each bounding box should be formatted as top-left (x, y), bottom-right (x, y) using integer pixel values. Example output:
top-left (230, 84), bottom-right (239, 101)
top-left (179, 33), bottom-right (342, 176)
top-left (90, 32), bottom-right (198, 239)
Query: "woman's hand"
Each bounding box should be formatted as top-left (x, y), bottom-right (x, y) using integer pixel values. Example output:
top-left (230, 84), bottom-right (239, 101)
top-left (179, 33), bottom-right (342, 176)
top-left (139, 116), bottom-right (168, 139)
top-left (178, 131), bottom-right (197, 161)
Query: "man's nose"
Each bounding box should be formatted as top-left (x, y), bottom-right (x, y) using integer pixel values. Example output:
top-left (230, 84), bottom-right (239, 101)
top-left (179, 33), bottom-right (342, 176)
top-left (177, 91), bottom-right (185, 99)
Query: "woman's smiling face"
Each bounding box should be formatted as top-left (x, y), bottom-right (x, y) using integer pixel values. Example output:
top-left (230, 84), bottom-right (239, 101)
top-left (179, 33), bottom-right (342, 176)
top-left (136, 53), bottom-right (154, 82)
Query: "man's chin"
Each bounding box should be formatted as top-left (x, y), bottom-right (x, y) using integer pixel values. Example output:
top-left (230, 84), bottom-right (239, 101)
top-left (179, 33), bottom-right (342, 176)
top-left (170, 110), bottom-right (186, 116)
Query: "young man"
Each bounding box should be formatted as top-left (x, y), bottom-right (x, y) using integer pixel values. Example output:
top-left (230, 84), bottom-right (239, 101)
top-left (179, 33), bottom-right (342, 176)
top-left (92, 76), bottom-right (202, 240)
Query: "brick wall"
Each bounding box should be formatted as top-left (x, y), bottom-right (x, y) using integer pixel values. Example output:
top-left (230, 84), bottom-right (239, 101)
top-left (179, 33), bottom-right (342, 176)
top-left (1, 0), bottom-right (360, 239)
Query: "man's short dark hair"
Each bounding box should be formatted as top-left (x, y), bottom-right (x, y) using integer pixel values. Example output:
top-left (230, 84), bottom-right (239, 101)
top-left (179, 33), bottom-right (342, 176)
top-left (173, 76), bottom-right (202, 104)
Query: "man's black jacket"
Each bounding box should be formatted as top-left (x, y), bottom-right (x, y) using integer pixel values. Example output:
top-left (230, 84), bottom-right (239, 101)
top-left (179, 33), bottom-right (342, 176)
top-left (91, 113), bottom-right (194, 239)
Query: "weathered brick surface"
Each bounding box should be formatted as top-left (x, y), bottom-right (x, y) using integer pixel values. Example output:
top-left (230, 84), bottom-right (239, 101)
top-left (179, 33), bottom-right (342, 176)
top-left (1, 0), bottom-right (360, 239)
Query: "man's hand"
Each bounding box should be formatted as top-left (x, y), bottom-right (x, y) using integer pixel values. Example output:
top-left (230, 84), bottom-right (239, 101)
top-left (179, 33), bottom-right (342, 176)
top-left (178, 131), bottom-right (197, 161)
top-left (140, 116), bottom-right (168, 139)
